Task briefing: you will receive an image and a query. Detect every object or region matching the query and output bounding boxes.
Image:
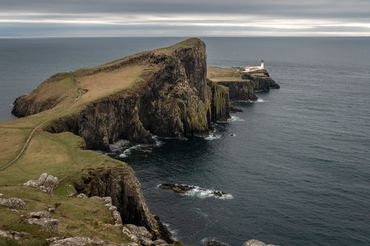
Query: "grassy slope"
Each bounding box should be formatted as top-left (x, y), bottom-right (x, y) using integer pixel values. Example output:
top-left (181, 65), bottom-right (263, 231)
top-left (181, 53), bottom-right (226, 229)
top-left (207, 66), bottom-right (251, 82)
top-left (0, 39), bottom-right (201, 245)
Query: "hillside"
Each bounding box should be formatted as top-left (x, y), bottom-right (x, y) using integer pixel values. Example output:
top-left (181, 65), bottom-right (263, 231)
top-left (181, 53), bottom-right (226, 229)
top-left (1, 38), bottom-right (224, 246)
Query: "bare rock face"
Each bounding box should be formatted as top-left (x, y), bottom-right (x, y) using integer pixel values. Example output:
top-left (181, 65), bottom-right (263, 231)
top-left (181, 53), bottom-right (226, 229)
top-left (0, 230), bottom-right (29, 240)
top-left (0, 197), bottom-right (26, 209)
top-left (74, 167), bottom-right (174, 243)
top-left (23, 173), bottom-right (59, 194)
top-left (217, 81), bottom-right (257, 101)
top-left (47, 236), bottom-right (135, 246)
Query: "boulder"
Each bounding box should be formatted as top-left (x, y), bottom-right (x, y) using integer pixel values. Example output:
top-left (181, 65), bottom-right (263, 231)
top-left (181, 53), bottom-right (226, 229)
top-left (26, 212), bottom-right (58, 231)
top-left (0, 197), bottom-right (26, 209)
top-left (24, 173), bottom-right (58, 194)
top-left (77, 193), bottom-right (88, 199)
top-left (26, 217), bottom-right (59, 231)
top-left (122, 224), bottom-right (153, 243)
top-left (0, 230), bottom-right (29, 240)
top-left (112, 210), bottom-right (123, 225)
top-left (29, 211), bottom-right (51, 219)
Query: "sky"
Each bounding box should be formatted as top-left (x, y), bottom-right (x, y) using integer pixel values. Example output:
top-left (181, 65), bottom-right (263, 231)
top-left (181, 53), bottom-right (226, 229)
top-left (0, 0), bottom-right (370, 37)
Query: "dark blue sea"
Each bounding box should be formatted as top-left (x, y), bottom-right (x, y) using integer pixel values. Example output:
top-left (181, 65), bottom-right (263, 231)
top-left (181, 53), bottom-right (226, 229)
top-left (0, 37), bottom-right (369, 246)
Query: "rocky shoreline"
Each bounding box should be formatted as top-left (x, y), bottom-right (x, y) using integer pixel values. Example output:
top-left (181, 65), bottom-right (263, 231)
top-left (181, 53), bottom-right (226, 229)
top-left (7, 38), bottom-right (280, 245)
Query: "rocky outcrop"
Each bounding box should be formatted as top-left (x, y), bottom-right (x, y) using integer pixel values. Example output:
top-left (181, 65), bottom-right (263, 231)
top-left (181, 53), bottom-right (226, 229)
top-left (159, 183), bottom-right (232, 200)
top-left (122, 224), bottom-right (169, 245)
top-left (0, 196), bottom-right (26, 209)
top-left (23, 173), bottom-right (59, 194)
top-left (209, 67), bottom-right (279, 101)
top-left (47, 236), bottom-right (135, 246)
top-left (26, 211), bottom-right (59, 231)
top-left (241, 70), bottom-right (280, 92)
top-left (74, 167), bottom-right (173, 243)
top-left (0, 230), bottom-right (29, 240)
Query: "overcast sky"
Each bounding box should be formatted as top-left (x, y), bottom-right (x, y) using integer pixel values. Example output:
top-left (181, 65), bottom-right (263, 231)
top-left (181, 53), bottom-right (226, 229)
top-left (0, 0), bottom-right (370, 37)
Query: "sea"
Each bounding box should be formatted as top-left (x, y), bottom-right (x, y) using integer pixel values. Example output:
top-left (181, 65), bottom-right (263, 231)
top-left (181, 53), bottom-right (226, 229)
top-left (0, 37), bottom-right (369, 246)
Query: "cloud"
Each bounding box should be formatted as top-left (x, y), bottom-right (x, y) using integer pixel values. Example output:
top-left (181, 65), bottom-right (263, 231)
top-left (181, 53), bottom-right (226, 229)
top-left (0, 0), bottom-right (369, 37)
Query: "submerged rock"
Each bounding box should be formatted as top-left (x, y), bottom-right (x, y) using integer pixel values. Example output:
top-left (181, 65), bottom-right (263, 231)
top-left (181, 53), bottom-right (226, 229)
top-left (159, 183), bottom-right (194, 193)
top-left (242, 239), bottom-right (277, 246)
top-left (159, 183), bottom-right (232, 199)
top-left (26, 217), bottom-right (59, 231)
top-left (205, 239), bottom-right (228, 246)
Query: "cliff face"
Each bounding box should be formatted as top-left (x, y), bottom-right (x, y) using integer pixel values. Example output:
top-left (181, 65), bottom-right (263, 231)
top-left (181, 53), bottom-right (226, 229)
top-left (207, 66), bottom-right (279, 101)
top-left (13, 38), bottom-right (230, 150)
top-left (217, 81), bottom-right (257, 101)
top-left (74, 167), bottom-right (173, 243)
top-left (241, 69), bottom-right (280, 92)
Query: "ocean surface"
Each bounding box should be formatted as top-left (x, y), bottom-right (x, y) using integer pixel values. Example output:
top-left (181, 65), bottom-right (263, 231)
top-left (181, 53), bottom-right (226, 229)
top-left (0, 37), bottom-right (369, 246)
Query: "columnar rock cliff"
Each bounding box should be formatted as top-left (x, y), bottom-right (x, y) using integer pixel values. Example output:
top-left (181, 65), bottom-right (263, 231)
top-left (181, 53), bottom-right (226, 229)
top-left (207, 66), bottom-right (280, 101)
top-left (74, 167), bottom-right (173, 243)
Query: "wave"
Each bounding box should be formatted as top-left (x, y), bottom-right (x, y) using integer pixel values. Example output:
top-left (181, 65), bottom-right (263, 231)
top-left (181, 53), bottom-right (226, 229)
top-left (186, 186), bottom-right (233, 200)
top-left (205, 133), bottom-right (222, 141)
top-left (257, 98), bottom-right (265, 103)
top-left (159, 183), bottom-right (233, 200)
top-left (228, 115), bottom-right (245, 122)
top-left (118, 144), bottom-right (142, 158)
top-left (201, 238), bottom-right (229, 246)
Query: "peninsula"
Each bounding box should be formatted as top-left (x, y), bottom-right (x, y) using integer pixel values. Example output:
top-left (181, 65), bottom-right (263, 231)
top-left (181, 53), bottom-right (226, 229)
top-left (0, 38), bottom-right (279, 245)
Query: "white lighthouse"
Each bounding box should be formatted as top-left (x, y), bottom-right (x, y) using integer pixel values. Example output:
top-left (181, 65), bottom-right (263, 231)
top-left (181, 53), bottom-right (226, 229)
top-left (244, 60), bottom-right (266, 73)
top-left (260, 60), bottom-right (265, 69)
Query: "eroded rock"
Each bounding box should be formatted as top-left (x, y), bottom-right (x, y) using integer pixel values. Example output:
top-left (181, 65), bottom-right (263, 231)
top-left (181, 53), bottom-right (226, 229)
top-left (0, 230), bottom-right (29, 240)
top-left (0, 197), bottom-right (26, 209)
top-left (122, 224), bottom-right (153, 244)
top-left (47, 236), bottom-right (135, 246)
top-left (24, 173), bottom-right (59, 194)
top-left (26, 211), bottom-right (58, 231)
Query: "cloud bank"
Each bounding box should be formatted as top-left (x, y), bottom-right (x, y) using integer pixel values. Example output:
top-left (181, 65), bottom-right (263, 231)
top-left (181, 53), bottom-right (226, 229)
top-left (0, 0), bottom-right (369, 37)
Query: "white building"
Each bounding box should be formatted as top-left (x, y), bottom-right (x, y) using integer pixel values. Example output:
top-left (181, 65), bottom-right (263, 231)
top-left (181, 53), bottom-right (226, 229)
top-left (244, 60), bottom-right (265, 73)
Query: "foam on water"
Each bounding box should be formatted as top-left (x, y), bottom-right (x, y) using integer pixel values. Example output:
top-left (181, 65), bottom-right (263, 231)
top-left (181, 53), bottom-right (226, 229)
top-left (184, 185), bottom-right (233, 200)
top-left (228, 115), bottom-right (245, 122)
top-left (257, 98), bottom-right (266, 103)
top-left (205, 133), bottom-right (222, 141)
top-left (118, 144), bottom-right (142, 158)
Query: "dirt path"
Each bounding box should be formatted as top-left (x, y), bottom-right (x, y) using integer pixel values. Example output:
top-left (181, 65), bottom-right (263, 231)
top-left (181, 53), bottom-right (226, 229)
top-left (0, 120), bottom-right (49, 172)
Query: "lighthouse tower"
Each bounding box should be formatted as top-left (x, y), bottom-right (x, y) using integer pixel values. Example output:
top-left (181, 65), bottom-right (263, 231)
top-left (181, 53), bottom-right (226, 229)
top-left (260, 60), bottom-right (265, 69)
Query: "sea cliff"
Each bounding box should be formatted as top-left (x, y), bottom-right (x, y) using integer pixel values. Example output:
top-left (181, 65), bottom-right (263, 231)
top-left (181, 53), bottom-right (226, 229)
top-left (13, 38), bottom-right (230, 150)
top-left (1, 38), bottom-right (279, 245)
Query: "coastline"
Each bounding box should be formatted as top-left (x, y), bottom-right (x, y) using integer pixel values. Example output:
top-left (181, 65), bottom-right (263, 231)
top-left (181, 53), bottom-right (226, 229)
top-left (0, 38), bottom-right (279, 245)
